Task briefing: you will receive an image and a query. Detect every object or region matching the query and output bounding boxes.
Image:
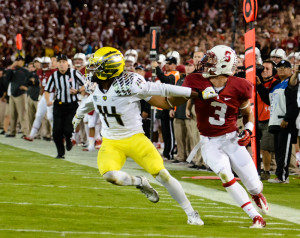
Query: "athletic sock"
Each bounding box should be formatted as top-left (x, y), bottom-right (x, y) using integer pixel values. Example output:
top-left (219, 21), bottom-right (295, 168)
top-left (224, 179), bottom-right (260, 219)
top-left (156, 169), bottom-right (194, 215)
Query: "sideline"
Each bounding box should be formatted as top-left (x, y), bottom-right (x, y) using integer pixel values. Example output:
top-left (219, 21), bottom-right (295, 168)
top-left (1, 136), bottom-right (300, 225)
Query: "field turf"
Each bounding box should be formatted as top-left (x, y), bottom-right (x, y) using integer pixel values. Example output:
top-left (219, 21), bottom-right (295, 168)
top-left (0, 144), bottom-right (300, 238)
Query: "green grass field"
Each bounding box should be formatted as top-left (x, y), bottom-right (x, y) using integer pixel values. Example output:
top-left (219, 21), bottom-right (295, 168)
top-left (0, 143), bottom-right (300, 238)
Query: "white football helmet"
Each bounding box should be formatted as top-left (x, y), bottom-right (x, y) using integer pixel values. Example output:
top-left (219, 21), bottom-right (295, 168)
top-left (157, 54), bottom-right (166, 67)
top-left (41, 56), bottom-right (51, 70)
top-left (166, 51), bottom-right (180, 65)
top-left (73, 53), bottom-right (86, 67)
top-left (200, 45), bottom-right (238, 78)
top-left (125, 49), bottom-right (138, 62)
top-left (124, 55), bottom-right (136, 65)
top-left (270, 48), bottom-right (286, 59)
top-left (255, 47), bottom-right (263, 65)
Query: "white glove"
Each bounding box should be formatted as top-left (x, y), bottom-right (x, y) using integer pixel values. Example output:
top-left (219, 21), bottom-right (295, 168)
top-left (84, 80), bottom-right (97, 94)
top-left (202, 86), bottom-right (218, 100)
top-left (72, 114), bottom-right (83, 130)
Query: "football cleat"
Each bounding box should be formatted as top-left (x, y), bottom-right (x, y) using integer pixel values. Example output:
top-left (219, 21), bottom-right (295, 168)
top-left (250, 216), bottom-right (266, 228)
top-left (187, 210), bottom-right (204, 226)
top-left (95, 139), bottom-right (102, 149)
top-left (251, 193), bottom-right (269, 214)
top-left (136, 176), bottom-right (159, 203)
top-left (82, 147), bottom-right (95, 152)
top-left (23, 136), bottom-right (33, 142)
top-left (71, 139), bottom-right (77, 146)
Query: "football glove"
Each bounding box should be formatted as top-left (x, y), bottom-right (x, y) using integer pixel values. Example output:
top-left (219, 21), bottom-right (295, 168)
top-left (199, 87), bottom-right (218, 100)
top-left (72, 114), bottom-right (84, 130)
top-left (84, 80), bottom-right (97, 94)
top-left (237, 129), bottom-right (252, 146)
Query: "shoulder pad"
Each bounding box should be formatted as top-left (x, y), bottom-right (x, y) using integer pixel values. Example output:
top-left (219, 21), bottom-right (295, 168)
top-left (112, 72), bottom-right (135, 96)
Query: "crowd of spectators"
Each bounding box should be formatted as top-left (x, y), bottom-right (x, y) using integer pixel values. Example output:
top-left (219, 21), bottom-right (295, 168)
top-left (0, 0), bottom-right (299, 68)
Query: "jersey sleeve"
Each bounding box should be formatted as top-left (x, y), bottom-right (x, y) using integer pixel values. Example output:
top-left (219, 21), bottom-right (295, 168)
top-left (76, 94), bottom-right (95, 117)
top-left (239, 78), bottom-right (253, 101)
top-left (131, 73), bottom-right (191, 100)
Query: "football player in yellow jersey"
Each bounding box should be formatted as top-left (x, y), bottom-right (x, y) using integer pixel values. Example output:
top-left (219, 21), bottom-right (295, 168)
top-left (72, 47), bottom-right (206, 225)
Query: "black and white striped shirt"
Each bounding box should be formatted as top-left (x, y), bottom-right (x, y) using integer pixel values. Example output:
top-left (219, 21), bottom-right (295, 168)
top-left (45, 68), bottom-right (85, 103)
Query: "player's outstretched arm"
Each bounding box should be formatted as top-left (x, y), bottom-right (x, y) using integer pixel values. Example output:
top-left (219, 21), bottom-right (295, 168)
top-left (148, 96), bottom-right (187, 109)
top-left (147, 88), bottom-right (202, 109)
top-left (75, 94), bottom-right (95, 117)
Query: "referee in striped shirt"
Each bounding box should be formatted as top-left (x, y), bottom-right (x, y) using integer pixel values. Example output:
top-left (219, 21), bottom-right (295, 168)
top-left (44, 54), bottom-right (85, 159)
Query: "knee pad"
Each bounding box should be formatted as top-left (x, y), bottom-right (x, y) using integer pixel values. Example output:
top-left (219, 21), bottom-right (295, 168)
top-left (248, 181), bottom-right (263, 195)
top-left (218, 169), bottom-right (234, 184)
top-left (156, 169), bottom-right (171, 183)
top-left (103, 171), bottom-right (118, 184)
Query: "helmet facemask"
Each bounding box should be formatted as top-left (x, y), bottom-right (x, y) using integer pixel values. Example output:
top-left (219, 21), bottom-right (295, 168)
top-left (196, 52), bottom-right (218, 75)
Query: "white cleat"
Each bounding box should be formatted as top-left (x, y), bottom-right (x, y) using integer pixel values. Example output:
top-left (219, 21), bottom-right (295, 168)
top-left (251, 193), bottom-right (269, 214)
top-left (250, 215), bottom-right (266, 228)
top-left (187, 210), bottom-right (204, 226)
top-left (136, 176), bottom-right (159, 203)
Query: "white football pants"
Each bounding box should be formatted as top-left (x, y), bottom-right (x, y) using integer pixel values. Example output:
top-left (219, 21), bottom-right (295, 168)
top-left (200, 131), bottom-right (261, 194)
top-left (29, 93), bottom-right (54, 138)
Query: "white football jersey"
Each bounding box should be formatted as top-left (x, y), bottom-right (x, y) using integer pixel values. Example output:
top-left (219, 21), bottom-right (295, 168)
top-left (76, 72), bottom-right (191, 139)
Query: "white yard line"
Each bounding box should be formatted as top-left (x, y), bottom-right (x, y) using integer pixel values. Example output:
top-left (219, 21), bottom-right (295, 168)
top-left (1, 137), bottom-right (300, 225)
top-left (0, 201), bottom-right (178, 211)
top-left (0, 229), bottom-right (199, 237)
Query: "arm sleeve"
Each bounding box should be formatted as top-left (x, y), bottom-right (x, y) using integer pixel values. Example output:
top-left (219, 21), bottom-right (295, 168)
top-left (76, 94), bottom-right (95, 117)
top-left (155, 66), bottom-right (175, 84)
top-left (257, 84), bottom-right (270, 105)
top-left (133, 79), bottom-right (191, 99)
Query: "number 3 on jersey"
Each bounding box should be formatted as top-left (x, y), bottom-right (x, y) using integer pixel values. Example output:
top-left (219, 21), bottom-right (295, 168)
top-left (97, 105), bottom-right (124, 127)
top-left (209, 101), bottom-right (227, 126)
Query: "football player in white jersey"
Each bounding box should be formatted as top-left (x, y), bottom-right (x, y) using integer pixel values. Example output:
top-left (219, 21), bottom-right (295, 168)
top-left (72, 47), bottom-right (203, 225)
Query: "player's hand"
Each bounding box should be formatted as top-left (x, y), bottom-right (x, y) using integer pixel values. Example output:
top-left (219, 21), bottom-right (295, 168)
top-left (201, 87), bottom-right (218, 100)
top-left (237, 129), bottom-right (252, 146)
top-left (72, 114), bottom-right (83, 130)
top-left (84, 81), bottom-right (97, 94)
